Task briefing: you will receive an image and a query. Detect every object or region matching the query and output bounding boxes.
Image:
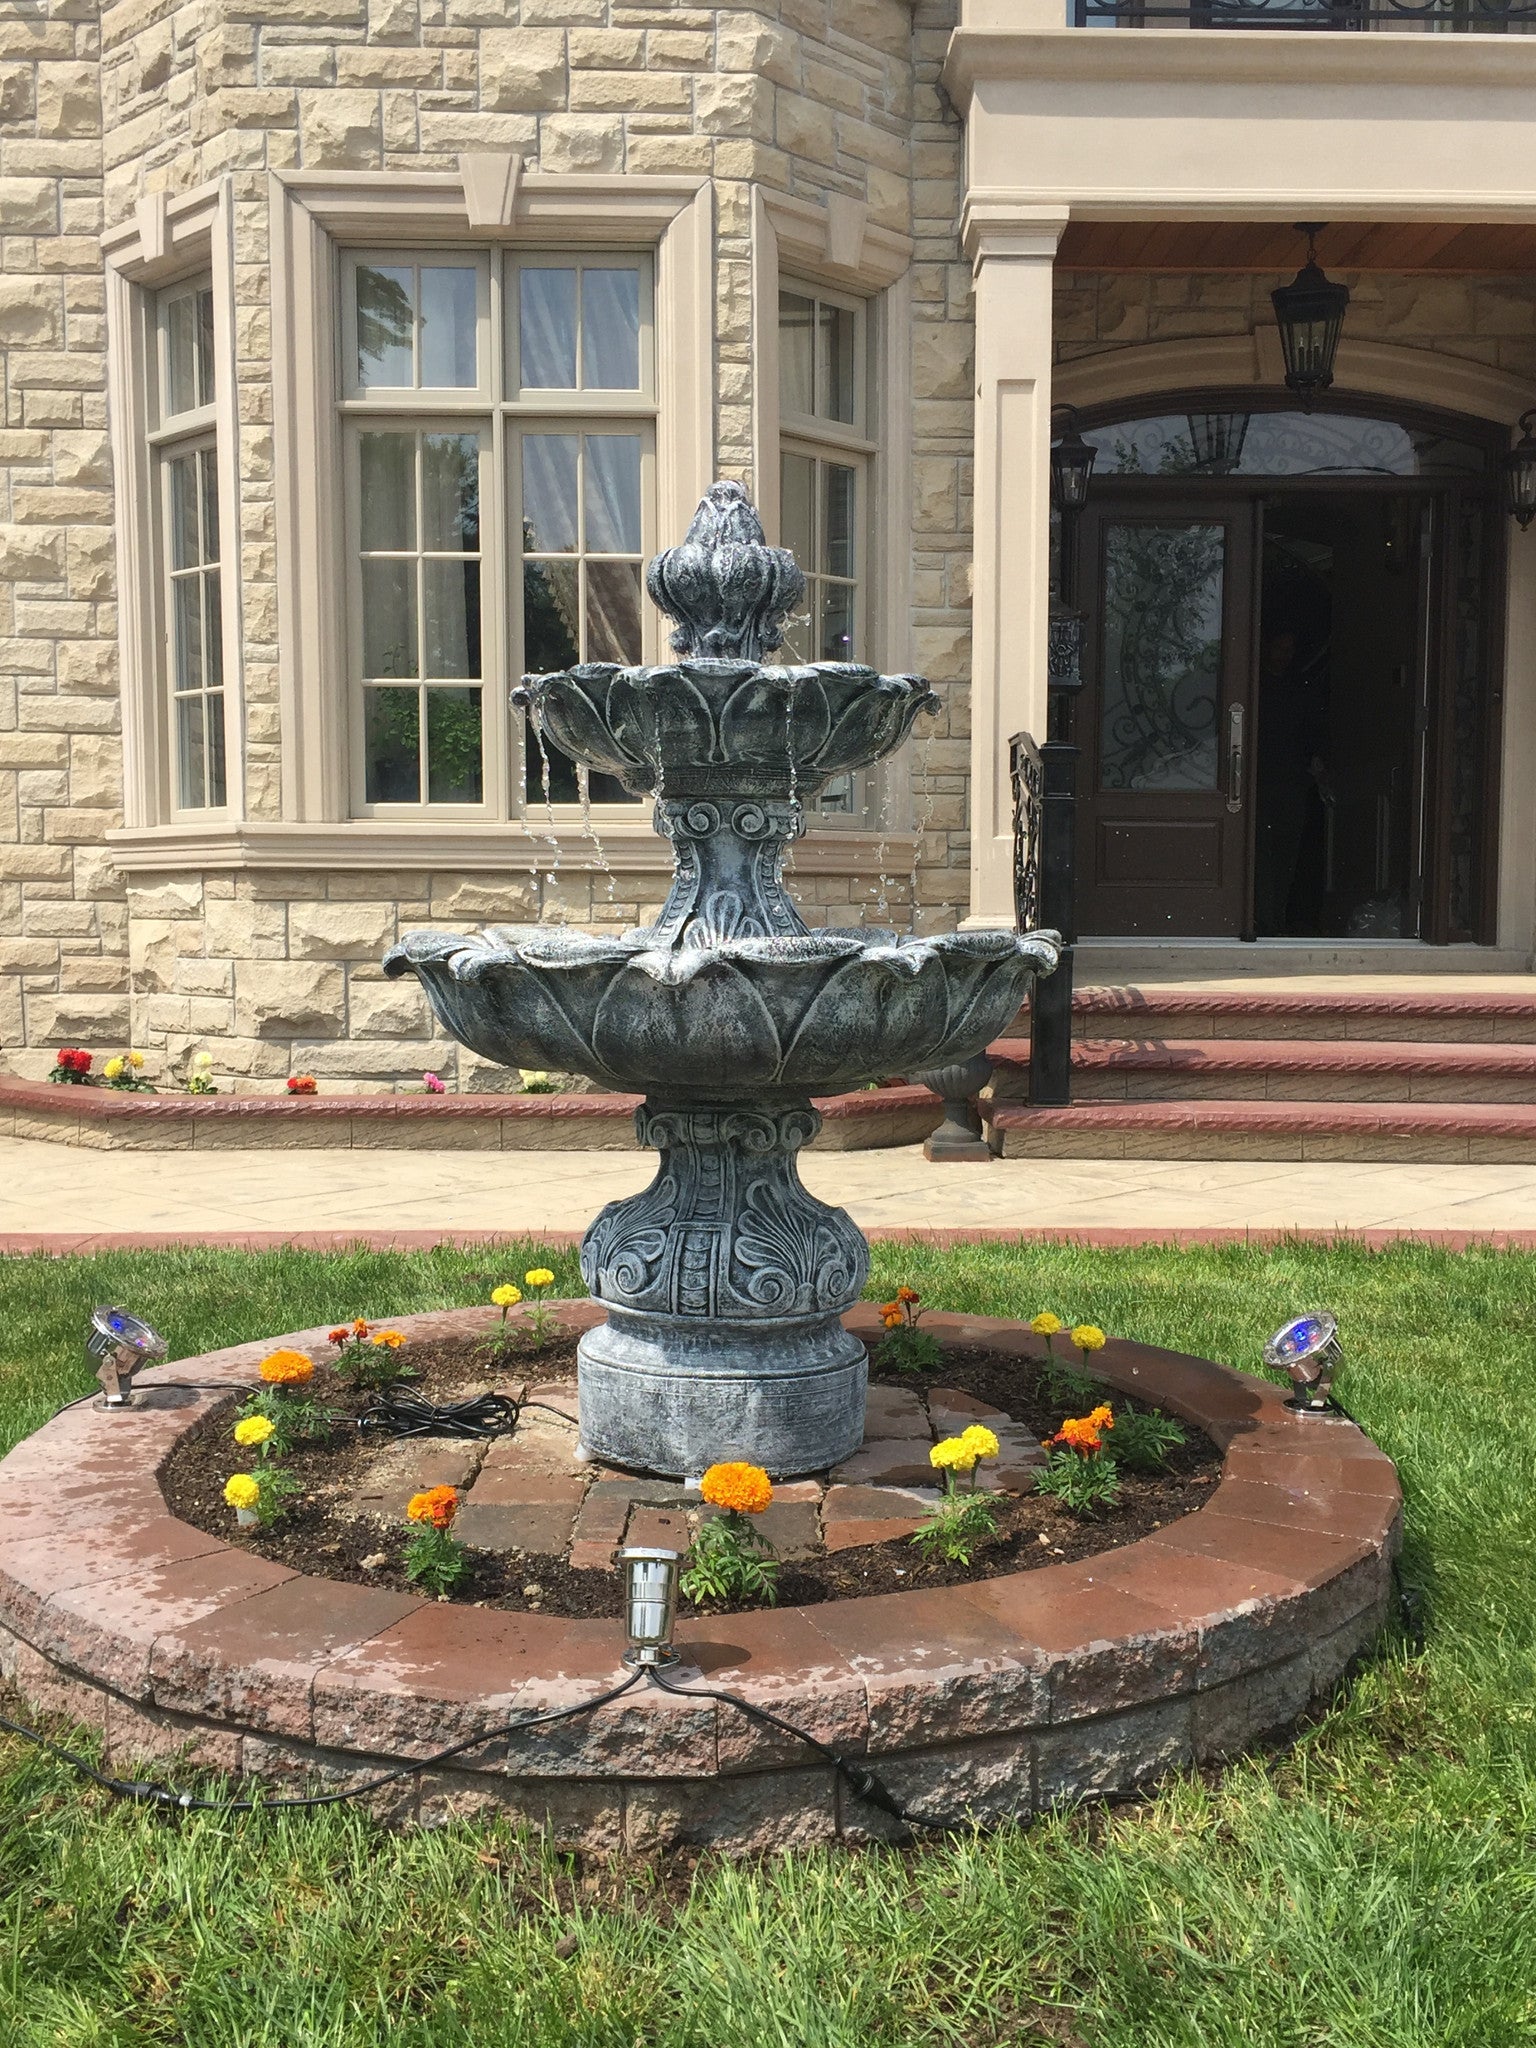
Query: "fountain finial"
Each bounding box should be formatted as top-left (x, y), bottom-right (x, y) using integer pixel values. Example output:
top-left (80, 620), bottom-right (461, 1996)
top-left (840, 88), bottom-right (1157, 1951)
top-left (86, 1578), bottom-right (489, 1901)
top-left (646, 480), bottom-right (807, 662)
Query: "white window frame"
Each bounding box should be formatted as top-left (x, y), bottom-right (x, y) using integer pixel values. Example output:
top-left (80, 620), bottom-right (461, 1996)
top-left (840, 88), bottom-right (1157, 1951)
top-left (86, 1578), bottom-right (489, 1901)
top-left (753, 192), bottom-right (916, 852)
top-left (337, 244), bottom-right (660, 822)
top-left (101, 181), bottom-right (244, 831)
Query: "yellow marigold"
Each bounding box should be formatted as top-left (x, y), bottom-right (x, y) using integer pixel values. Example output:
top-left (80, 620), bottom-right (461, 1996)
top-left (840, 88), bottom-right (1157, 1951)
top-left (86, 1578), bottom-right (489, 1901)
top-left (406, 1485), bottom-right (458, 1530)
top-left (223, 1473), bottom-right (260, 1511)
top-left (370, 1329), bottom-right (406, 1349)
top-left (491, 1284), bottom-right (522, 1308)
top-left (1030, 1312), bottom-right (1063, 1336)
top-left (1088, 1403), bottom-right (1115, 1433)
top-left (103, 1056), bottom-right (125, 1081)
top-left (524, 1268), bottom-right (555, 1289)
top-left (233, 1415), bottom-right (275, 1448)
top-left (129, 1050), bottom-right (144, 1068)
top-left (699, 1462), bottom-right (773, 1515)
top-left (959, 1423), bottom-right (1000, 1462)
top-left (1072, 1324), bottom-right (1107, 1353)
top-left (930, 1435), bottom-right (978, 1473)
top-left (259, 1348), bottom-right (314, 1386)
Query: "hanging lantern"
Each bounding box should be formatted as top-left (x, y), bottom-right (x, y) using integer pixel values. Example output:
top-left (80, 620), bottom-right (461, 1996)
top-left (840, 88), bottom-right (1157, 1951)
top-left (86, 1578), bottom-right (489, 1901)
top-left (1049, 405), bottom-right (1097, 514)
top-left (1185, 411), bottom-right (1251, 476)
top-left (1271, 225), bottom-right (1350, 411)
top-left (1504, 410), bottom-right (1536, 530)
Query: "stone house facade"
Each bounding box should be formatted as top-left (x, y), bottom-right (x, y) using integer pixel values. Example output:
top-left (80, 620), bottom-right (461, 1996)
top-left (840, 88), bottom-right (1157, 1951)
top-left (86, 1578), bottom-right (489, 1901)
top-left (3, 0), bottom-right (1536, 1091)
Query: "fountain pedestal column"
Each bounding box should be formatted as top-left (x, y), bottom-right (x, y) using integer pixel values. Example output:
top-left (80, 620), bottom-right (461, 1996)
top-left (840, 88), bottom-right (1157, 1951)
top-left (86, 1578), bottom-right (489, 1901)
top-left (577, 1100), bottom-right (870, 1477)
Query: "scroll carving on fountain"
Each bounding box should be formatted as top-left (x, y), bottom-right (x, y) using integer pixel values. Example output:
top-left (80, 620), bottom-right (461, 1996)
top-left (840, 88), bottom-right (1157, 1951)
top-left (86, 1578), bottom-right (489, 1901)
top-left (385, 482), bottom-right (1060, 1476)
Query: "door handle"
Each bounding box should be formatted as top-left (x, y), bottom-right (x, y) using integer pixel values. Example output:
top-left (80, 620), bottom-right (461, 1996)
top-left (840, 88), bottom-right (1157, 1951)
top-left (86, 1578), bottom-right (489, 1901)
top-left (1226, 704), bottom-right (1244, 815)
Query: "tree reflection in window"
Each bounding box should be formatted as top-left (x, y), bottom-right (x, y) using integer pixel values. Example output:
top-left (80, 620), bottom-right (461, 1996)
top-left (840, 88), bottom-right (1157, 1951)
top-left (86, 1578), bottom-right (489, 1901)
top-left (1100, 522), bottom-right (1224, 792)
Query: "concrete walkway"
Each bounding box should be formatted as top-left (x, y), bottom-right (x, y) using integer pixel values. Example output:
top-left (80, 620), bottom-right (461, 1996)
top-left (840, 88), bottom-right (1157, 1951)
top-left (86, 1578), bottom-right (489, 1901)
top-left (8, 1135), bottom-right (1536, 1248)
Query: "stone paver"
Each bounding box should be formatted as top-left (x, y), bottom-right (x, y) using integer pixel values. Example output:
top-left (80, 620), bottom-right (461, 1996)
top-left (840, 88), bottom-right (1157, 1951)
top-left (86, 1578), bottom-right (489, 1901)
top-left (11, 1135), bottom-right (1536, 1239)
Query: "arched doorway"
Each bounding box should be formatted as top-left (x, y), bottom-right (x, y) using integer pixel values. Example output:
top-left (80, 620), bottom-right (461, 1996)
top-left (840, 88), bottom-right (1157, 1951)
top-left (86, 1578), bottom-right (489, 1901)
top-left (1063, 393), bottom-right (1505, 944)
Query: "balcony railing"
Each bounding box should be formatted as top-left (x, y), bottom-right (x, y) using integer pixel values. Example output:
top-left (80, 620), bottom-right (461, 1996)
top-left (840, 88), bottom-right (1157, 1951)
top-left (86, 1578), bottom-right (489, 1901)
top-left (1074, 0), bottom-right (1536, 27)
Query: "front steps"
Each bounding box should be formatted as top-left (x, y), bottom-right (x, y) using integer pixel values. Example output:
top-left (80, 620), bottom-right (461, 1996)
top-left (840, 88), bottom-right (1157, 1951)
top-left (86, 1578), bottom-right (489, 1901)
top-left (987, 983), bottom-right (1536, 1160)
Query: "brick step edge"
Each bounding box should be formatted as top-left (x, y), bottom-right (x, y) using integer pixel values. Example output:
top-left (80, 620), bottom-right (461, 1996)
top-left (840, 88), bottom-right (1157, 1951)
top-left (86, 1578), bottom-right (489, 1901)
top-left (1008, 986), bottom-right (1536, 1040)
top-left (987, 1097), bottom-right (1536, 1161)
top-left (0, 1077), bottom-right (941, 1153)
top-left (987, 1037), bottom-right (1536, 1077)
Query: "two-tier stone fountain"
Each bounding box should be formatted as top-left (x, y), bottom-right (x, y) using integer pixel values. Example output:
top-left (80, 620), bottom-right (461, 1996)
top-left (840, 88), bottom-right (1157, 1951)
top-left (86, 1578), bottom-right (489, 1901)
top-left (386, 484), bottom-right (1059, 1478)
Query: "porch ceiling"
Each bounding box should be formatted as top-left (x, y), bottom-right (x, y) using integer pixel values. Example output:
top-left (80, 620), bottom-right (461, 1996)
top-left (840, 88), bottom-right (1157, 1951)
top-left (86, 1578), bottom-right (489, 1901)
top-left (1058, 220), bottom-right (1536, 275)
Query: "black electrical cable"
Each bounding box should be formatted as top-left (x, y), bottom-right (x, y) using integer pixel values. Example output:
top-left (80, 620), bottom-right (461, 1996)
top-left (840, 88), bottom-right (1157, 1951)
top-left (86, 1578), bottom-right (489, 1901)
top-left (646, 1664), bottom-right (978, 1833)
top-left (0, 1668), bottom-right (644, 1814)
top-left (356, 1387), bottom-right (521, 1440)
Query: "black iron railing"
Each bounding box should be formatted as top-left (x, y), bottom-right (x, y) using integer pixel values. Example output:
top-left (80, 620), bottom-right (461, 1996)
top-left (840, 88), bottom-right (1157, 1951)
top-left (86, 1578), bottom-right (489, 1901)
top-left (1074, 0), bottom-right (1536, 26)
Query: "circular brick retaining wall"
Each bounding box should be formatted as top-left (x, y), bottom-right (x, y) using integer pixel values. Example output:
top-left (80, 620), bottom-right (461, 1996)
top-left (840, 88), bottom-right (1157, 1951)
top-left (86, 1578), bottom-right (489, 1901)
top-left (0, 1306), bottom-right (1401, 1853)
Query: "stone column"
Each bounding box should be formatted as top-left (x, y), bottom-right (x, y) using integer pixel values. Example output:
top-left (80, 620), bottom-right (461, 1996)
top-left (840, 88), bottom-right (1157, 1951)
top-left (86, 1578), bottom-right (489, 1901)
top-left (961, 201), bottom-right (1069, 930)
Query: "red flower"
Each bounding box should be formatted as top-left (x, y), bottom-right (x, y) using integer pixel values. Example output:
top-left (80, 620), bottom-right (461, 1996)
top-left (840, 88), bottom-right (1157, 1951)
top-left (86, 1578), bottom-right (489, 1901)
top-left (287, 1074), bottom-right (318, 1095)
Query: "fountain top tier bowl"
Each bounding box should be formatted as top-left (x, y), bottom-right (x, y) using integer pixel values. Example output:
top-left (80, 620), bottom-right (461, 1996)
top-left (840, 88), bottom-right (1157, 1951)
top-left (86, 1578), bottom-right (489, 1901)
top-left (510, 480), bottom-right (941, 803)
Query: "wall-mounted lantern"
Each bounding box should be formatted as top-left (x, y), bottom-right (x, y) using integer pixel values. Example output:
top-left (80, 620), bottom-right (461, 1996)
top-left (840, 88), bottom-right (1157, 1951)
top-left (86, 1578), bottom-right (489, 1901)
top-left (1504, 410), bottom-right (1536, 530)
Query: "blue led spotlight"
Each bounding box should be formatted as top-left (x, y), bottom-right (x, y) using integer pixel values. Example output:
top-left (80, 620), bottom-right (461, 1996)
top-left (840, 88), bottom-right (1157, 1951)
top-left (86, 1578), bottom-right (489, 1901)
top-left (87, 1305), bottom-right (168, 1407)
top-left (1263, 1311), bottom-right (1342, 1413)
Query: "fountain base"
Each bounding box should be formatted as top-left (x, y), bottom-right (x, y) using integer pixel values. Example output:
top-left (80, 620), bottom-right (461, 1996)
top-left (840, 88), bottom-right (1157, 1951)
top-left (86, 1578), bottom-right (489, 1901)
top-left (577, 1310), bottom-right (867, 1478)
top-left (577, 1097), bottom-right (871, 1476)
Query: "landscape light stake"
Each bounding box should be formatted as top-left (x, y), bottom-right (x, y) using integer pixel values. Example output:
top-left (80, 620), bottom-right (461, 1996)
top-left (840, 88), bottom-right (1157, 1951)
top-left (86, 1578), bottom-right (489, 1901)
top-left (619, 1546), bottom-right (682, 1668)
top-left (86, 1306), bottom-right (168, 1408)
top-left (1263, 1312), bottom-right (1343, 1412)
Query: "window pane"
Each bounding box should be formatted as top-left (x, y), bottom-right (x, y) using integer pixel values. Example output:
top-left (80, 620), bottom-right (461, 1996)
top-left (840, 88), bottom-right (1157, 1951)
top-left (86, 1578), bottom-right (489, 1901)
top-left (587, 560), bottom-right (643, 664)
top-left (779, 292), bottom-right (814, 416)
top-left (781, 451), bottom-right (814, 568)
top-left (422, 433), bottom-right (479, 552)
top-left (166, 294), bottom-right (199, 416)
top-left (176, 692), bottom-right (206, 809)
top-left (817, 300), bottom-right (857, 424)
top-left (819, 581), bottom-right (855, 663)
top-left (196, 287), bottom-right (215, 407)
top-left (199, 447), bottom-right (220, 564)
top-left (1100, 521), bottom-right (1224, 792)
top-left (519, 268), bottom-right (577, 389)
top-left (823, 462), bottom-right (856, 579)
top-left (168, 453), bottom-right (199, 570)
top-left (365, 686), bottom-right (421, 802)
top-left (818, 773), bottom-right (855, 814)
top-left (523, 558), bottom-right (580, 672)
top-left (522, 435), bottom-right (579, 553)
top-left (423, 558), bottom-right (480, 678)
top-left (356, 263), bottom-right (414, 388)
top-left (360, 433), bottom-right (416, 552)
top-left (419, 266), bottom-right (478, 388)
top-left (172, 575), bottom-right (203, 692)
top-left (204, 570), bottom-right (223, 691)
top-left (362, 558), bottom-right (418, 678)
top-left (205, 689), bottom-right (226, 807)
top-left (426, 686), bottom-right (483, 802)
top-left (584, 434), bottom-right (642, 554)
top-left (582, 267), bottom-right (641, 389)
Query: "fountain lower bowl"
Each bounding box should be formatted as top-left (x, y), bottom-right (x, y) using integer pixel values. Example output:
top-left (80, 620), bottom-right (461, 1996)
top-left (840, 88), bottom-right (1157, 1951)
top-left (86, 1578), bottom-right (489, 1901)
top-left (383, 925), bottom-right (1060, 1097)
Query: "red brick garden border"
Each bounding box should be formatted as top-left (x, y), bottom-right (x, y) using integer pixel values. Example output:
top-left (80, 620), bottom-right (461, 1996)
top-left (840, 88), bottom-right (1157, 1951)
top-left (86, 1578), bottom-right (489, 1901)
top-left (0, 1304), bottom-right (1401, 1852)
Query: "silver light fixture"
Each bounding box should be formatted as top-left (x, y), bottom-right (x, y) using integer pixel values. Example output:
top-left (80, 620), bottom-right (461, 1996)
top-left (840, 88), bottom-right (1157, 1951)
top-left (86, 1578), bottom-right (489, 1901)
top-left (618, 1545), bottom-right (682, 1667)
top-left (1272, 225), bottom-right (1350, 411)
top-left (1504, 409), bottom-right (1536, 531)
top-left (87, 1305), bottom-right (168, 1407)
top-left (1263, 1311), bottom-right (1342, 1412)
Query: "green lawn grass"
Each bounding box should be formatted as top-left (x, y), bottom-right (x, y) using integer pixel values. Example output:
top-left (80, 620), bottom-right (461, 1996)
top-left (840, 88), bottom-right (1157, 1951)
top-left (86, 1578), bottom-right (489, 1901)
top-left (2, 1238), bottom-right (1534, 2047)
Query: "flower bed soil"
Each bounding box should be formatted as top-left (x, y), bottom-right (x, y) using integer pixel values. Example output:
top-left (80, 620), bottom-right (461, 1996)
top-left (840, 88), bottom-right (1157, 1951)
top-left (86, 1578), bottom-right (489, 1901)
top-left (159, 1330), bottom-right (1222, 1620)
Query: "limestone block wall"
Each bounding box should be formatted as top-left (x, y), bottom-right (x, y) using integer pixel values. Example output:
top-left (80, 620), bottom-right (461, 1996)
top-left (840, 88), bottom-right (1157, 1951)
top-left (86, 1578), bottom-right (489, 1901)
top-left (0, 2), bottom-right (128, 1066)
top-left (0, 0), bottom-right (983, 1090)
top-left (1055, 267), bottom-right (1536, 382)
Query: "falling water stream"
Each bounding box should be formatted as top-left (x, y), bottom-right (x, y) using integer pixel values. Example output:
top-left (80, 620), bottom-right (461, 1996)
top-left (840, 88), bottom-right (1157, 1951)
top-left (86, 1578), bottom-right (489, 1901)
top-left (909, 721), bottom-right (939, 936)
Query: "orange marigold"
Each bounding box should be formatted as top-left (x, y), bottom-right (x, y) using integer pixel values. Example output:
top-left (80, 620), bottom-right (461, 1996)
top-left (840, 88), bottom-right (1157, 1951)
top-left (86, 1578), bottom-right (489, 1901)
top-left (699, 1462), bottom-right (773, 1515)
top-left (351, 1317), bottom-right (368, 1336)
top-left (327, 1326), bottom-right (350, 1345)
top-left (1052, 1414), bottom-right (1104, 1454)
top-left (259, 1348), bottom-right (315, 1386)
top-left (406, 1484), bottom-right (458, 1530)
top-left (896, 1285), bottom-right (920, 1304)
top-left (1088, 1403), bottom-right (1115, 1432)
top-left (881, 1311), bottom-right (903, 1330)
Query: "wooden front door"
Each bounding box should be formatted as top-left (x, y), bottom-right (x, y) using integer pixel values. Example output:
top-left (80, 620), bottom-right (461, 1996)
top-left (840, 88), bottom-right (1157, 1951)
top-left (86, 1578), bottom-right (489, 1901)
top-left (1074, 497), bottom-right (1257, 937)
